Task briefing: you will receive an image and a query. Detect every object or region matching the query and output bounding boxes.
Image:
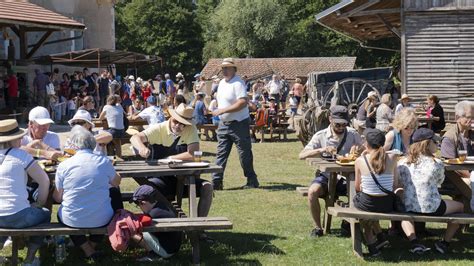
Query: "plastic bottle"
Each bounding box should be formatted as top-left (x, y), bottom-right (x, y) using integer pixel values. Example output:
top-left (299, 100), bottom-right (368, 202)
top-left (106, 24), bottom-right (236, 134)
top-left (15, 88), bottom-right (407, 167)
top-left (55, 235), bottom-right (66, 263)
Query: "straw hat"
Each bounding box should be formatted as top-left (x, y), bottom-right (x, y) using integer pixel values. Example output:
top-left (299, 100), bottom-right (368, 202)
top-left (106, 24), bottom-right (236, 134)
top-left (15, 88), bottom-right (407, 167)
top-left (401, 94), bottom-right (411, 101)
top-left (169, 103), bottom-right (194, 126)
top-left (221, 58), bottom-right (236, 68)
top-left (0, 119), bottom-right (27, 143)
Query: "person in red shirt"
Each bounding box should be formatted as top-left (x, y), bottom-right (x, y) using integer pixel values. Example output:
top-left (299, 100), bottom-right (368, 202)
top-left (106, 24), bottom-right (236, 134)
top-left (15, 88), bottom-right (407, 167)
top-left (6, 72), bottom-right (18, 113)
top-left (141, 81), bottom-right (152, 103)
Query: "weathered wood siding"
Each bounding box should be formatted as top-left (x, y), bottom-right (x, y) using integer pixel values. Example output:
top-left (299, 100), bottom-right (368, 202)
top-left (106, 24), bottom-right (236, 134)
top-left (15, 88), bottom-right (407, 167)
top-left (404, 11), bottom-right (474, 117)
top-left (405, 0), bottom-right (474, 11)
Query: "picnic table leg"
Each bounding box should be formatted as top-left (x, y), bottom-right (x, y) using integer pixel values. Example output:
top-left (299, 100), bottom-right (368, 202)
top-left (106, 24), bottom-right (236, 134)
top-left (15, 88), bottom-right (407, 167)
top-left (190, 231), bottom-right (201, 265)
top-left (350, 219), bottom-right (363, 258)
top-left (323, 172), bottom-right (338, 234)
top-left (188, 175), bottom-right (198, 218)
top-left (176, 176), bottom-right (185, 208)
top-left (11, 237), bottom-right (19, 266)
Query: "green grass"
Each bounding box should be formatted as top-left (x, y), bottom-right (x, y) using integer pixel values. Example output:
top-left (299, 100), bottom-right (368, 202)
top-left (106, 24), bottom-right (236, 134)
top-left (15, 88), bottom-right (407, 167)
top-left (4, 134), bottom-right (474, 265)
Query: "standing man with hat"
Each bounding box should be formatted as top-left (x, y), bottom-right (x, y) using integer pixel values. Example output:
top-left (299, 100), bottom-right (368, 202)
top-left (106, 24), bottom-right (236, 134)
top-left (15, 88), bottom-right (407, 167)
top-left (130, 103), bottom-right (214, 219)
top-left (211, 58), bottom-right (259, 190)
top-left (299, 105), bottom-right (363, 237)
top-left (395, 94), bottom-right (415, 114)
top-left (21, 106), bottom-right (62, 160)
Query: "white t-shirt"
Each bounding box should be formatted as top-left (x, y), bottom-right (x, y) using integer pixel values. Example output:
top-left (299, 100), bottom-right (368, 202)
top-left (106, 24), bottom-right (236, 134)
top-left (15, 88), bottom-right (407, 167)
top-left (67, 100), bottom-right (76, 110)
top-left (208, 99), bottom-right (218, 111)
top-left (267, 80), bottom-right (282, 95)
top-left (289, 96), bottom-right (298, 108)
top-left (216, 75), bottom-right (249, 122)
top-left (102, 104), bottom-right (124, 130)
top-left (0, 148), bottom-right (35, 216)
top-left (21, 131), bottom-right (61, 150)
top-left (138, 105), bottom-right (165, 125)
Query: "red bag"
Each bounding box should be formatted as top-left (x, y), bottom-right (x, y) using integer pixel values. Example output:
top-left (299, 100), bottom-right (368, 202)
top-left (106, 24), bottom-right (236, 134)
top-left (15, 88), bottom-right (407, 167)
top-left (107, 209), bottom-right (143, 252)
top-left (255, 108), bottom-right (269, 127)
top-left (136, 214), bottom-right (152, 227)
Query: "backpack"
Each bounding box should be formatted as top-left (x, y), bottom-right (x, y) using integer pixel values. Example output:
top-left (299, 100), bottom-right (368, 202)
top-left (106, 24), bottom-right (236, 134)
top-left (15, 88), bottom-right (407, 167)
top-left (107, 209), bottom-right (143, 252)
top-left (255, 108), bottom-right (269, 127)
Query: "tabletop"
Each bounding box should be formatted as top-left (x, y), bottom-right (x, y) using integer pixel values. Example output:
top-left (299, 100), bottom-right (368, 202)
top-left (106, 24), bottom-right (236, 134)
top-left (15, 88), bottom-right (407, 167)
top-left (93, 119), bottom-right (148, 128)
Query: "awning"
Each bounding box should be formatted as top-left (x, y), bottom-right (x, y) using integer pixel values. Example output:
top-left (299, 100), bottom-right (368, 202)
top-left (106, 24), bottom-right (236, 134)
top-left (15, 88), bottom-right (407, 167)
top-left (0, 1), bottom-right (85, 31)
top-left (316, 0), bottom-right (401, 42)
top-left (33, 48), bottom-right (162, 68)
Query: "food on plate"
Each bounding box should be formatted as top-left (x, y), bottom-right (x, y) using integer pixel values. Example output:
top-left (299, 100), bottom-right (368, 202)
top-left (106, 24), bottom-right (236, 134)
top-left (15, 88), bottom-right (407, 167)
top-left (63, 149), bottom-right (76, 156)
top-left (446, 158), bottom-right (463, 164)
top-left (38, 159), bottom-right (55, 166)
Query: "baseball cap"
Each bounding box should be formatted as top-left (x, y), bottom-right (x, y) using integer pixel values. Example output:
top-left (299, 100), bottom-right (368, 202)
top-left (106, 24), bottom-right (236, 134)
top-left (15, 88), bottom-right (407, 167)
top-left (68, 109), bottom-right (94, 127)
top-left (368, 91), bottom-right (377, 98)
top-left (131, 185), bottom-right (157, 203)
top-left (147, 95), bottom-right (157, 104)
top-left (364, 128), bottom-right (385, 148)
top-left (330, 105), bottom-right (349, 124)
top-left (29, 106), bottom-right (54, 125)
top-left (412, 128), bottom-right (442, 143)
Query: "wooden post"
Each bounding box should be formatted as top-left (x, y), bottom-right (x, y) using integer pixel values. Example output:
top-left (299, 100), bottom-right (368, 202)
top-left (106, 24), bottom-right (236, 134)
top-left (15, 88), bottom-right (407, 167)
top-left (323, 172), bottom-right (338, 234)
top-left (18, 27), bottom-right (27, 60)
top-left (11, 237), bottom-right (19, 266)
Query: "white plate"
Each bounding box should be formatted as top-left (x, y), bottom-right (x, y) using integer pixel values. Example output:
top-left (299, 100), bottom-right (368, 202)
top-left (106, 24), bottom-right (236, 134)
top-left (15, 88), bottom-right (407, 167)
top-left (467, 156), bottom-right (474, 161)
top-left (386, 149), bottom-right (403, 155)
top-left (181, 162), bottom-right (210, 167)
top-left (158, 159), bottom-right (183, 164)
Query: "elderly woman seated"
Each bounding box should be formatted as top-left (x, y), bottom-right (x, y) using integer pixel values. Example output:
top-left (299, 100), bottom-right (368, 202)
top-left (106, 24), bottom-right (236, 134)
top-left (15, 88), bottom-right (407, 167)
top-left (0, 119), bottom-right (50, 266)
top-left (53, 126), bottom-right (121, 261)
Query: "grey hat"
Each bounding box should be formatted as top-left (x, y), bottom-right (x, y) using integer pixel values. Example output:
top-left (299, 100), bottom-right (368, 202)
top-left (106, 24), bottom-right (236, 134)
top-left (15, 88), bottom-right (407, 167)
top-left (131, 185), bottom-right (157, 203)
top-left (412, 128), bottom-right (442, 143)
top-left (330, 105), bottom-right (349, 124)
top-left (364, 128), bottom-right (385, 148)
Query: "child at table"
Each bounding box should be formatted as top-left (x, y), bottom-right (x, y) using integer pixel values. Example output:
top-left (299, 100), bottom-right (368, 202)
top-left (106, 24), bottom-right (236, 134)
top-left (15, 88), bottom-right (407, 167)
top-left (353, 128), bottom-right (398, 256)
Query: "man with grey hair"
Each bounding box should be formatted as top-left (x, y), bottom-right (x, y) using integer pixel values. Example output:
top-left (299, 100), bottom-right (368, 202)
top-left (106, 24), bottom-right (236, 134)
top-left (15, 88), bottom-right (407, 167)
top-left (267, 74), bottom-right (282, 108)
top-left (441, 100), bottom-right (474, 199)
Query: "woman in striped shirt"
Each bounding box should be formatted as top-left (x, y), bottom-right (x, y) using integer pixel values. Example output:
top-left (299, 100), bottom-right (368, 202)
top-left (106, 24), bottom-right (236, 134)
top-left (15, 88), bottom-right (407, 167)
top-left (354, 128), bottom-right (398, 256)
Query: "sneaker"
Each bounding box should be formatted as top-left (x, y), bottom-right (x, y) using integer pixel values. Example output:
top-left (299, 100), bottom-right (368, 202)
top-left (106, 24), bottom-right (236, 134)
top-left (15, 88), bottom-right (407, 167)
top-left (241, 183), bottom-right (259, 189)
top-left (376, 233), bottom-right (390, 250)
top-left (309, 227), bottom-right (324, 238)
top-left (212, 180), bottom-right (223, 190)
top-left (3, 237), bottom-right (12, 248)
top-left (435, 240), bottom-right (449, 254)
top-left (136, 251), bottom-right (162, 262)
top-left (367, 243), bottom-right (381, 257)
top-left (409, 243), bottom-right (431, 254)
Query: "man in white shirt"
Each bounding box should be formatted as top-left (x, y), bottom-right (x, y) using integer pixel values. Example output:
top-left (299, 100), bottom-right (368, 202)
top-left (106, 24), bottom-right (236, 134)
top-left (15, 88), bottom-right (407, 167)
top-left (212, 58), bottom-right (259, 190)
top-left (130, 96), bottom-right (165, 126)
top-left (21, 106), bottom-right (62, 160)
top-left (267, 74), bottom-right (282, 107)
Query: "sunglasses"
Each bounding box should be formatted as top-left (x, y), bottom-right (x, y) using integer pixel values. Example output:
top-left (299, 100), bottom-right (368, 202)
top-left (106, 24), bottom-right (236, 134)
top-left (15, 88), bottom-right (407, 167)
top-left (334, 123), bottom-right (347, 128)
top-left (71, 121), bottom-right (86, 126)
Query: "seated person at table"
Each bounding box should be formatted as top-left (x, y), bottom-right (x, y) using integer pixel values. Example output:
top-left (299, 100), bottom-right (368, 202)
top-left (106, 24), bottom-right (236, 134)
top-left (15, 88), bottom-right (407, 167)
top-left (78, 96), bottom-right (98, 118)
top-left (21, 106), bottom-right (62, 160)
top-left (299, 105), bottom-right (363, 237)
top-left (130, 103), bottom-right (213, 220)
top-left (384, 108), bottom-right (418, 154)
top-left (398, 128), bottom-right (463, 254)
top-left (99, 95), bottom-right (126, 138)
top-left (354, 128), bottom-right (397, 256)
top-left (130, 96), bottom-right (165, 126)
top-left (64, 110), bottom-right (113, 156)
top-left (0, 119), bottom-right (51, 266)
top-left (441, 100), bottom-right (474, 186)
top-left (131, 185), bottom-right (182, 262)
top-left (424, 95), bottom-right (445, 133)
top-left (53, 126), bottom-right (122, 261)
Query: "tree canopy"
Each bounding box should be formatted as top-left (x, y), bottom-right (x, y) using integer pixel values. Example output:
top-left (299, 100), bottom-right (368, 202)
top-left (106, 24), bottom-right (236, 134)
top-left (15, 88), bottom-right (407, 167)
top-left (115, 0), bottom-right (400, 77)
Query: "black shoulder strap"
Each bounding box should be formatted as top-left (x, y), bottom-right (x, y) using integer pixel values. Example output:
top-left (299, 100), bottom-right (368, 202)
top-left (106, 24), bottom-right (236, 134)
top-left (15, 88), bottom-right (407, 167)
top-left (336, 130), bottom-right (348, 154)
top-left (362, 154), bottom-right (392, 195)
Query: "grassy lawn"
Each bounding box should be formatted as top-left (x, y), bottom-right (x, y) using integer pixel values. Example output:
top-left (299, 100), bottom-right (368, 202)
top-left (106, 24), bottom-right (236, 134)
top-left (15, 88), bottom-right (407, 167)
top-left (4, 133), bottom-right (474, 265)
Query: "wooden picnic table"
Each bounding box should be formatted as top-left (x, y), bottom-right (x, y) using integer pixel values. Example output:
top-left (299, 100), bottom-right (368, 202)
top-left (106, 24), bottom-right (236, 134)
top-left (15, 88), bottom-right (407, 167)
top-left (306, 157), bottom-right (474, 234)
top-left (417, 116), bottom-right (437, 130)
top-left (92, 118), bottom-right (148, 129)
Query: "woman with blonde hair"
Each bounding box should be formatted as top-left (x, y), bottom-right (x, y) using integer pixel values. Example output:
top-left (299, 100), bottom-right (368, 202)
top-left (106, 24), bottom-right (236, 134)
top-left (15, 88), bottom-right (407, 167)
top-left (354, 128), bottom-right (398, 256)
top-left (398, 128), bottom-right (463, 254)
top-left (376, 93), bottom-right (394, 132)
top-left (384, 108), bottom-right (418, 154)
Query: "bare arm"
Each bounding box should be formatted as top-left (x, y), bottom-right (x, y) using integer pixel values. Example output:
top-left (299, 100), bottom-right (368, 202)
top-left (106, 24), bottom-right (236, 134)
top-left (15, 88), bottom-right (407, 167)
top-left (213, 98), bottom-right (247, 116)
top-left (130, 132), bottom-right (150, 158)
top-left (95, 131), bottom-right (113, 145)
top-left (384, 131), bottom-right (395, 151)
top-left (355, 160), bottom-right (362, 192)
top-left (98, 109), bottom-right (106, 121)
top-left (27, 162), bottom-right (50, 206)
top-left (170, 142), bottom-right (199, 161)
top-left (110, 173), bottom-right (121, 187)
top-left (298, 147), bottom-right (326, 160)
top-left (53, 188), bottom-right (63, 203)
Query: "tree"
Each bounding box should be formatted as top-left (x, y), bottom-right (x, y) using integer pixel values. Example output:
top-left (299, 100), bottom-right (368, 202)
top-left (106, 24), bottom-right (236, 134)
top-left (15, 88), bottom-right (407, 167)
top-left (115, 0), bottom-right (204, 78)
top-left (202, 0), bottom-right (289, 61)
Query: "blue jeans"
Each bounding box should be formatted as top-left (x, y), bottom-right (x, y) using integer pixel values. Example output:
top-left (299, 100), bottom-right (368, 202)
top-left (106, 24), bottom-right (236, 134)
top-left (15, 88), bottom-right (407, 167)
top-left (0, 207), bottom-right (51, 247)
top-left (212, 118), bottom-right (258, 185)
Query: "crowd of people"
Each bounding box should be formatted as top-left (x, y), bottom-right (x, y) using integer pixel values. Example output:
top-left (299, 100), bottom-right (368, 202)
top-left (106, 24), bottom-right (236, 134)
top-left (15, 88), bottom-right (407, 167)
top-left (300, 98), bottom-right (473, 256)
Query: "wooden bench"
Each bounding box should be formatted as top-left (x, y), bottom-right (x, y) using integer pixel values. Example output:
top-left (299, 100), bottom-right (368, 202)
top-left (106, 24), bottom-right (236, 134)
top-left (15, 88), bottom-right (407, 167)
top-left (6, 217), bottom-right (233, 265)
top-left (107, 136), bottom-right (131, 157)
top-left (327, 206), bottom-right (474, 258)
top-left (196, 124), bottom-right (218, 140)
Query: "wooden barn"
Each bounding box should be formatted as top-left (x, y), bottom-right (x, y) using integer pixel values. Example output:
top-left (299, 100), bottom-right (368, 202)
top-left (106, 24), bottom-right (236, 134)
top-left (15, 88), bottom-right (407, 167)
top-left (316, 0), bottom-right (474, 117)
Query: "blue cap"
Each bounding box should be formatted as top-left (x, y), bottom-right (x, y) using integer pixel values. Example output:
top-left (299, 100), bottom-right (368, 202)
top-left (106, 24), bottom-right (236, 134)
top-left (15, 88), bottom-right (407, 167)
top-left (147, 96), bottom-right (157, 104)
top-left (412, 128), bottom-right (442, 143)
top-left (131, 185), bottom-right (156, 202)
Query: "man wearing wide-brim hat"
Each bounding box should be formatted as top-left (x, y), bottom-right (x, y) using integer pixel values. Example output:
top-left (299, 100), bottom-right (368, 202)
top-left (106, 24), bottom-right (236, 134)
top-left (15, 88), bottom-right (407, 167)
top-left (130, 103), bottom-right (214, 219)
top-left (20, 106), bottom-right (63, 160)
top-left (211, 58), bottom-right (260, 190)
top-left (395, 93), bottom-right (415, 115)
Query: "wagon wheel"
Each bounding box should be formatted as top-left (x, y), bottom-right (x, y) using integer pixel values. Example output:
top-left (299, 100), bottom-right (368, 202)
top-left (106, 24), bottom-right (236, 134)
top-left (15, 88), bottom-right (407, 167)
top-left (322, 78), bottom-right (379, 117)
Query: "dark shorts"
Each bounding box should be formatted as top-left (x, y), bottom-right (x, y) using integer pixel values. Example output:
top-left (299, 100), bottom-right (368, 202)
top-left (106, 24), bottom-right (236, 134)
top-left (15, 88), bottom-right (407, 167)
top-left (310, 174), bottom-right (347, 197)
top-left (411, 200), bottom-right (447, 216)
top-left (148, 176), bottom-right (209, 200)
top-left (353, 192), bottom-right (394, 213)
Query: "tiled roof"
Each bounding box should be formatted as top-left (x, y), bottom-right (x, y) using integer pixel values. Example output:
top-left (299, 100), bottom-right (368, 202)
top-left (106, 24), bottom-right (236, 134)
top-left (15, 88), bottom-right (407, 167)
top-left (0, 1), bottom-right (85, 30)
top-left (201, 57), bottom-right (357, 80)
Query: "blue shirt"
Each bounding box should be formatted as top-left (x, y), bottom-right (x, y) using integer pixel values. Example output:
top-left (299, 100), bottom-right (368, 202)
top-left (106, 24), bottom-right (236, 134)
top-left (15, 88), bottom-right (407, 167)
top-left (193, 100), bottom-right (207, 125)
top-left (55, 149), bottom-right (116, 228)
